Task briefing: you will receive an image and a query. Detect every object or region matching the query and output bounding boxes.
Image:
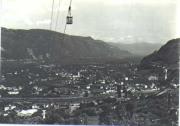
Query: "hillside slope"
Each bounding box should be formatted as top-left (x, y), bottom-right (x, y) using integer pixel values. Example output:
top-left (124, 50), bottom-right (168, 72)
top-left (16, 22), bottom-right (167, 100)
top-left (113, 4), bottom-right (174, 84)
top-left (140, 38), bottom-right (180, 69)
top-left (1, 28), bottom-right (132, 63)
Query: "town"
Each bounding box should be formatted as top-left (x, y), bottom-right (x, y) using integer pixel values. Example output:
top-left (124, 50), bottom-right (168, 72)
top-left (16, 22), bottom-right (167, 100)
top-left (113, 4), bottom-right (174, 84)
top-left (0, 61), bottom-right (179, 125)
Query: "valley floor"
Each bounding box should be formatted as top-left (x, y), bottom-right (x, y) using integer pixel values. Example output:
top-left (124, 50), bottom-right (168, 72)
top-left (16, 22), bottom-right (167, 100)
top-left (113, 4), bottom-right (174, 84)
top-left (0, 61), bottom-right (178, 125)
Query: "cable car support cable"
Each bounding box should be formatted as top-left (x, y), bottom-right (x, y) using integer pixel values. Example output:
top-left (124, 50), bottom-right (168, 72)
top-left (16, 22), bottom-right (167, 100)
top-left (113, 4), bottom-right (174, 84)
top-left (61, 0), bottom-right (73, 44)
top-left (55, 0), bottom-right (62, 31)
top-left (50, 0), bottom-right (55, 30)
top-left (63, 0), bottom-right (73, 34)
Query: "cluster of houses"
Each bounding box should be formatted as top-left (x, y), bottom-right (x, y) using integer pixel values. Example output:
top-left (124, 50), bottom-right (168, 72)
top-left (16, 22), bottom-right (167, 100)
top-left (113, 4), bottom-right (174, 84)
top-left (0, 62), bottom-right (178, 124)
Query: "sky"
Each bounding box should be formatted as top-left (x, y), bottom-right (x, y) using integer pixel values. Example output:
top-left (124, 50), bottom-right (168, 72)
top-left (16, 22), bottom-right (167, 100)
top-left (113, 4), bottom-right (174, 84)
top-left (0, 0), bottom-right (179, 44)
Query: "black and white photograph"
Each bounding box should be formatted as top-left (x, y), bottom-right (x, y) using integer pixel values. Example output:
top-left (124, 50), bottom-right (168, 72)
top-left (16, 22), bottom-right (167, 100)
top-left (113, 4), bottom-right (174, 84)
top-left (0, 0), bottom-right (179, 125)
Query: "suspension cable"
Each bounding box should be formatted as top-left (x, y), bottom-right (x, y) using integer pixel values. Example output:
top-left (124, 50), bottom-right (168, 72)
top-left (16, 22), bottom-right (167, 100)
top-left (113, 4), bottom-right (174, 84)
top-left (70, 0), bottom-right (72, 6)
top-left (50, 0), bottom-right (55, 30)
top-left (60, 0), bottom-right (73, 45)
top-left (55, 0), bottom-right (62, 31)
top-left (63, 0), bottom-right (72, 34)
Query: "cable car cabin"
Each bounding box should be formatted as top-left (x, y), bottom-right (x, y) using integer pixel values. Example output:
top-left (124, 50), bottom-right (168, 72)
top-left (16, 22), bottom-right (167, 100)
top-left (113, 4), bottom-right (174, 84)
top-left (66, 16), bottom-right (73, 24)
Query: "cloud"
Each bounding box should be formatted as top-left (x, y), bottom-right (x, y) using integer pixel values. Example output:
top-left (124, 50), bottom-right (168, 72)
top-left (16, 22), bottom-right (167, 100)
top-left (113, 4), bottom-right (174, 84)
top-left (0, 0), bottom-right (178, 43)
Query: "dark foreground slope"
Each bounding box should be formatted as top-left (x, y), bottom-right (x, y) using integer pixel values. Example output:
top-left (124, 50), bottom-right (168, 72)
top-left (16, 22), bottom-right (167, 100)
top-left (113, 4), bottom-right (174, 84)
top-left (1, 28), bottom-right (132, 64)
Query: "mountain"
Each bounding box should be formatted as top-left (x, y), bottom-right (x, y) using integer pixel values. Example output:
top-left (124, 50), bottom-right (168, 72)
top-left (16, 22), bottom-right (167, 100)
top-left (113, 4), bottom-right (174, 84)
top-left (1, 28), bottom-right (132, 63)
top-left (110, 42), bottom-right (162, 56)
top-left (140, 38), bottom-right (180, 69)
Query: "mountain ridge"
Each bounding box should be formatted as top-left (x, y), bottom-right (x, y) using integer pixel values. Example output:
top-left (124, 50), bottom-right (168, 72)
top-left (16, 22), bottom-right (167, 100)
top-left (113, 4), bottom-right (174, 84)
top-left (1, 27), bottom-right (132, 63)
top-left (140, 38), bottom-right (180, 69)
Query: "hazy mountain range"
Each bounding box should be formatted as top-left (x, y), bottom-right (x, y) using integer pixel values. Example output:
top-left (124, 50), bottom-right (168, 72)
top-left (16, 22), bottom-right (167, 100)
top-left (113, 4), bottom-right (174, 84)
top-left (109, 42), bottom-right (162, 56)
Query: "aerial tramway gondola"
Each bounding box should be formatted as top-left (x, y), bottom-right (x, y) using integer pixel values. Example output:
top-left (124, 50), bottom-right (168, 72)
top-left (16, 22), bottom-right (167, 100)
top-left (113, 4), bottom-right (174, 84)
top-left (49, 0), bottom-right (73, 30)
top-left (66, 6), bottom-right (73, 24)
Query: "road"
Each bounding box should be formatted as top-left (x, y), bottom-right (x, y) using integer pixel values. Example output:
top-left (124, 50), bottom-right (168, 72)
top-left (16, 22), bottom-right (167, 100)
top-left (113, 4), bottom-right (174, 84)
top-left (0, 89), bottom-right (173, 104)
top-left (0, 96), bottom-right (109, 103)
